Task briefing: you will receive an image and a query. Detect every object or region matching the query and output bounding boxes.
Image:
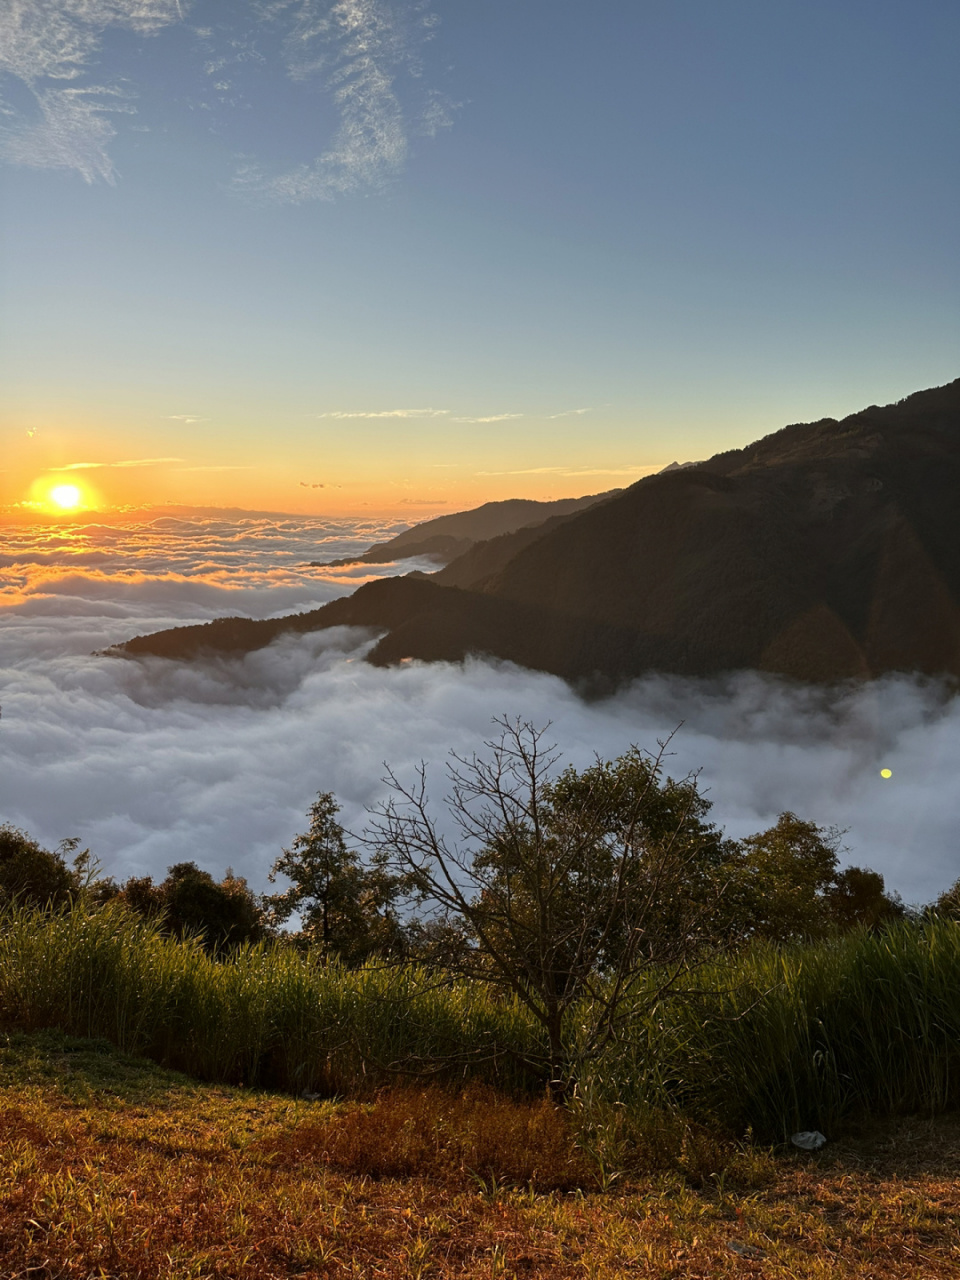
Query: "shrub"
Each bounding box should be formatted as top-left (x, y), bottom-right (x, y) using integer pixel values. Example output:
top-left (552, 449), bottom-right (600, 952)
top-left (0, 825), bottom-right (79, 910)
top-left (119, 861), bottom-right (267, 955)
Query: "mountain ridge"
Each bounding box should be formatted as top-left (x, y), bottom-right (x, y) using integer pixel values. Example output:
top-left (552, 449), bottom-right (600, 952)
top-left (315, 492), bottom-right (617, 568)
top-left (114, 379), bottom-right (960, 687)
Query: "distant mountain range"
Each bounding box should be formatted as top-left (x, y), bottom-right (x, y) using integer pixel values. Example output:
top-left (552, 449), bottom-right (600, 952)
top-left (116, 380), bottom-right (960, 687)
top-left (315, 492), bottom-right (618, 568)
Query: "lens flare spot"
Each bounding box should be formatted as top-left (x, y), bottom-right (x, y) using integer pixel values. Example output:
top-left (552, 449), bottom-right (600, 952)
top-left (50, 484), bottom-right (81, 510)
top-left (880, 768), bottom-right (893, 779)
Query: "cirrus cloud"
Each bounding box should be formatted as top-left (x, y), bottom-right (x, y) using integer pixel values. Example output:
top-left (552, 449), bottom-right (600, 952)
top-left (230, 0), bottom-right (453, 204)
top-left (315, 408), bottom-right (451, 419)
top-left (0, 0), bottom-right (183, 182)
top-left (452, 413), bottom-right (524, 424)
top-left (47, 457), bottom-right (184, 472)
top-left (0, 0), bottom-right (453, 200)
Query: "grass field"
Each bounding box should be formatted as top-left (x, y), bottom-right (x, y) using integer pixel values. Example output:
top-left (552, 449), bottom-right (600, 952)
top-left (5, 902), bottom-right (960, 1275)
top-left (3, 1029), bottom-right (960, 1279)
top-left (6, 901), bottom-right (960, 1140)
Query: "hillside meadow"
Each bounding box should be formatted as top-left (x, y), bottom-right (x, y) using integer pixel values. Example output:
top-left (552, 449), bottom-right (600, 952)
top-left (3, 901), bottom-right (960, 1275)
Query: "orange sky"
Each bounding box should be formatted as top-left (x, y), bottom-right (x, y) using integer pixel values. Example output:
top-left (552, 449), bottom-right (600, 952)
top-left (2, 401), bottom-right (702, 519)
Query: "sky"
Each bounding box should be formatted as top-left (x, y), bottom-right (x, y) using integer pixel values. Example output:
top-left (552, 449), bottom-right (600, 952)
top-left (1, 0), bottom-right (958, 517)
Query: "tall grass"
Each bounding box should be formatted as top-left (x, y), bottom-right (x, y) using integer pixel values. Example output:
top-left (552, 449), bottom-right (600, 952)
top-left (4, 900), bottom-right (960, 1141)
top-left (600, 919), bottom-right (960, 1139)
top-left (0, 900), bottom-right (536, 1096)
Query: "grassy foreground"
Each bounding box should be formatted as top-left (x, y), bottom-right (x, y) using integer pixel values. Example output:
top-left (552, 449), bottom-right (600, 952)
top-left (3, 1029), bottom-right (960, 1279)
top-left (5, 902), bottom-right (960, 1274)
top-left (6, 901), bottom-right (960, 1138)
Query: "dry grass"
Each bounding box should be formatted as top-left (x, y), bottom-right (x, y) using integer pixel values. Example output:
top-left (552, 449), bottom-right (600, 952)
top-left (261, 1084), bottom-right (592, 1191)
top-left (2, 1030), bottom-right (960, 1279)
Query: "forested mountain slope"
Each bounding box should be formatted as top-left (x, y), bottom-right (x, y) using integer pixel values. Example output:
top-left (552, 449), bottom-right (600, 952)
top-left (118, 380), bottom-right (960, 686)
top-left (317, 491), bottom-right (616, 568)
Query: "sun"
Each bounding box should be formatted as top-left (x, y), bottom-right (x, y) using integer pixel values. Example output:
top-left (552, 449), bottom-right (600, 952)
top-left (50, 484), bottom-right (82, 510)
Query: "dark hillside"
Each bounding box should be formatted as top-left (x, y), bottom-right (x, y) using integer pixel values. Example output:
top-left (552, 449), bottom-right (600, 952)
top-left (473, 380), bottom-right (960, 680)
top-left (115, 577), bottom-right (452, 662)
top-left (318, 491), bottom-right (615, 567)
top-left (116, 380), bottom-right (960, 685)
top-left (434, 492), bottom-right (622, 590)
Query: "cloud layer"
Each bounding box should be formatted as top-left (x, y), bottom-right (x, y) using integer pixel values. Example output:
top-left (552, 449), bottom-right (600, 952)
top-left (0, 510), bottom-right (408, 621)
top-left (2, 511), bottom-right (959, 905)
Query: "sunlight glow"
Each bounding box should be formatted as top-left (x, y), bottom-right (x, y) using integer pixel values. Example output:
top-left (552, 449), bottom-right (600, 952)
top-left (50, 484), bottom-right (82, 510)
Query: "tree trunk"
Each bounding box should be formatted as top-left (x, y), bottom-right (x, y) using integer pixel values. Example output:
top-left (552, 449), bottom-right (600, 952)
top-left (545, 1007), bottom-right (566, 1102)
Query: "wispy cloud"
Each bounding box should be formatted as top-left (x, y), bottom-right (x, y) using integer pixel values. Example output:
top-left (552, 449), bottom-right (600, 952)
top-left (0, 1), bottom-right (451, 198)
top-left (563, 467), bottom-right (653, 477)
top-left (0, 0), bottom-right (182, 182)
top-left (175, 465), bottom-right (254, 472)
top-left (316, 408), bottom-right (451, 419)
top-left (398, 497), bottom-right (448, 505)
top-left (451, 413), bottom-right (523, 424)
top-left (315, 408), bottom-right (526, 423)
top-left (313, 407), bottom-right (589, 425)
top-left (48, 457), bottom-right (183, 472)
top-left (475, 464), bottom-right (654, 478)
top-left (474, 467), bottom-right (566, 477)
top-left (166, 415), bottom-right (209, 425)
top-left (230, 0), bottom-right (453, 204)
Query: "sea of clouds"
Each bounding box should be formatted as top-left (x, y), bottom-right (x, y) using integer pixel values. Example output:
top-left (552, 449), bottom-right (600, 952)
top-left (2, 510), bottom-right (959, 904)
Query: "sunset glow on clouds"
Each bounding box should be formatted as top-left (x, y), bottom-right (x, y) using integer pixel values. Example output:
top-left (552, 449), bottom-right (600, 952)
top-left (0, 512), bottom-right (409, 614)
top-left (3, 515), bottom-right (960, 903)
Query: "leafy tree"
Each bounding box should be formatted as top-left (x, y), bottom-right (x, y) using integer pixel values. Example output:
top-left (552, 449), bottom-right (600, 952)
top-left (534, 747), bottom-right (739, 963)
top-left (828, 865), bottom-right (905, 932)
top-left (365, 718), bottom-right (732, 1094)
top-left (724, 812), bottom-right (842, 943)
top-left (119, 861), bottom-right (266, 955)
top-left (930, 878), bottom-right (960, 922)
top-left (0, 825), bottom-right (82, 909)
top-left (723, 813), bottom-right (905, 942)
top-left (266, 793), bottom-right (403, 964)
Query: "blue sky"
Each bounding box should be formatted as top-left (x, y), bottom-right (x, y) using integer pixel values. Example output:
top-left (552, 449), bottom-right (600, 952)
top-left (2, 0), bottom-right (958, 515)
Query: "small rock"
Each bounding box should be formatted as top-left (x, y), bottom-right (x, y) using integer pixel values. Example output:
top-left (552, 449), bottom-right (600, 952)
top-left (727, 1240), bottom-right (766, 1259)
top-left (791, 1130), bottom-right (827, 1151)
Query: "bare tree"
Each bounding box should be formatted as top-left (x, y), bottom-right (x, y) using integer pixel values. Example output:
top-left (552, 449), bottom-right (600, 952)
top-left (365, 717), bottom-right (731, 1096)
